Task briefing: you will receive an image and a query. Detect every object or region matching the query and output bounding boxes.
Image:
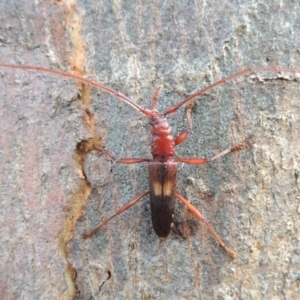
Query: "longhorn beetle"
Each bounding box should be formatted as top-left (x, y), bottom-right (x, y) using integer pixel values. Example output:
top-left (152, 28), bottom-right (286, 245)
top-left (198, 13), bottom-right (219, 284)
top-left (1, 63), bottom-right (299, 259)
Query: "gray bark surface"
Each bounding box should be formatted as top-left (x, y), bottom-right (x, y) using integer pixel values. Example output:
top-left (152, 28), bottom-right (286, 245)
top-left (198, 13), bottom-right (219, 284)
top-left (0, 1), bottom-right (299, 299)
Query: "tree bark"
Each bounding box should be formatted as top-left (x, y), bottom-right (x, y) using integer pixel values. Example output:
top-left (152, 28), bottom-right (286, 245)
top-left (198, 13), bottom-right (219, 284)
top-left (0, 1), bottom-right (299, 299)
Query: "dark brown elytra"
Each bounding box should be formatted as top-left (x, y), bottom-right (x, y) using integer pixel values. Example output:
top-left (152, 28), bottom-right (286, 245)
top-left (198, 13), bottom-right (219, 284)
top-left (1, 63), bottom-right (299, 259)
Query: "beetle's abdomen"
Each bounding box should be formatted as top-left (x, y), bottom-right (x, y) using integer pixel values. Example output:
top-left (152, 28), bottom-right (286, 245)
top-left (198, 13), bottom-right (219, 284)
top-left (148, 161), bottom-right (177, 237)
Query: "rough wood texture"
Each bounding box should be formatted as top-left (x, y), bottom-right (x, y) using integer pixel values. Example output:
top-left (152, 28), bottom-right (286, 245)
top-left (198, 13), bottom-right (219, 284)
top-left (0, 1), bottom-right (300, 299)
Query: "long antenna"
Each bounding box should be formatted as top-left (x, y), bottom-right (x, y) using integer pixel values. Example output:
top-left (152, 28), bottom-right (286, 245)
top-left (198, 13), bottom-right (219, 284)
top-left (163, 66), bottom-right (300, 115)
top-left (0, 63), bottom-right (152, 116)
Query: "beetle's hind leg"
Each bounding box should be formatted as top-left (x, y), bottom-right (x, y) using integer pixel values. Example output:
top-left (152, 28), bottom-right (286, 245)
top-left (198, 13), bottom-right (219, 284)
top-left (175, 193), bottom-right (236, 259)
top-left (83, 191), bottom-right (150, 239)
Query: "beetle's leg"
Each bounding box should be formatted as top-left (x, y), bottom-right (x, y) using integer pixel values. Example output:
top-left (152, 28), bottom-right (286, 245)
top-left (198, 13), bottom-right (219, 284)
top-left (117, 158), bottom-right (152, 164)
top-left (175, 193), bottom-right (236, 259)
top-left (175, 139), bottom-right (249, 164)
top-left (90, 143), bottom-right (151, 164)
top-left (174, 157), bottom-right (209, 164)
top-left (174, 101), bottom-right (194, 146)
top-left (91, 142), bottom-right (151, 164)
top-left (209, 140), bottom-right (249, 161)
top-left (83, 191), bottom-right (150, 239)
top-left (151, 85), bottom-right (163, 110)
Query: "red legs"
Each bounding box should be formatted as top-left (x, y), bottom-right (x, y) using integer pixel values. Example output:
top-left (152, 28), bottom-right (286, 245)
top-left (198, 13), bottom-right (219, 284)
top-left (84, 118), bottom-right (247, 242)
top-left (173, 98), bottom-right (248, 151)
top-left (83, 156), bottom-right (152, 239)
top-left (82, 157), bottom-right (152, 238)
top-left (210, 140), bottom-right (249, 162)
top-left (97, 140), bottom-right (244, 170)
top-left (175, 139), bottom-right (248, 165)
top-left (83, 191), bottom-right (150, 239)
top-left (116, 158), bottom-right (151, 164)
top-left (175, 193), bottom-right (236, 259)
top-left (84, 190), bottom-right (237, 259)
top-left (151, 85), bottom-right (163, 110)
top-left (173, 141), bottom-right (248, 258)
top-left (174, 101), bottom-right (194, 146)
top-left (85, 142), bottom-right (247, 241)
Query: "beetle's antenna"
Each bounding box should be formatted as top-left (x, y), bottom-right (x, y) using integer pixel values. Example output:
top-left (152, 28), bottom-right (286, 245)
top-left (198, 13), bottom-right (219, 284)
top-left (164, 66), bottom-right (300, 115)
top-left (0, 63), bottom-right (153, 116)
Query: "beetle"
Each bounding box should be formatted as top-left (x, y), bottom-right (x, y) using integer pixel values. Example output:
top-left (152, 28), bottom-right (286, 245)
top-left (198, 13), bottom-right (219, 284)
top-left (1, 63), bottom-right (299, 258)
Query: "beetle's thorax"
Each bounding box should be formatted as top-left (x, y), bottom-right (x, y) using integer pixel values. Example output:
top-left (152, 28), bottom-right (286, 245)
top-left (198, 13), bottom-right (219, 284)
top-left (150, 113), bottom-right (175, 161)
